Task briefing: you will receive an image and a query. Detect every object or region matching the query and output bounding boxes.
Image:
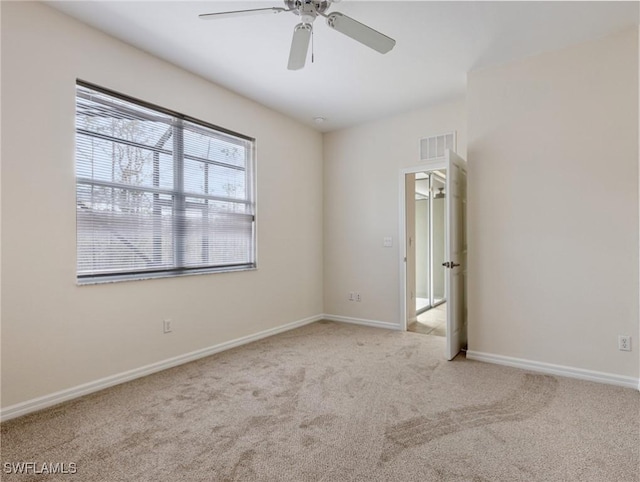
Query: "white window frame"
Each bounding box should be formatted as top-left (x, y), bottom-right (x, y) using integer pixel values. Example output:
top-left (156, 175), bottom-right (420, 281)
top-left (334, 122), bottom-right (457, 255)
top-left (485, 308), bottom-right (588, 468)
top-left (75, 81), bottom-right (257, 284)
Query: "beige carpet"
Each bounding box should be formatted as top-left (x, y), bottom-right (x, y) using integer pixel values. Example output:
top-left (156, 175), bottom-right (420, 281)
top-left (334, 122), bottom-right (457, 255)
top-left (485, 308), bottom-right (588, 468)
top-left (2, 321), bottom-right (639, 481)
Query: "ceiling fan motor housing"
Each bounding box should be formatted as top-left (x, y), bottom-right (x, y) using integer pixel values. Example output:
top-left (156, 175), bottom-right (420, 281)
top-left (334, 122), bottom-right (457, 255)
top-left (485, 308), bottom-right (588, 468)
top-left (285, 0), bottom-right (331, 16)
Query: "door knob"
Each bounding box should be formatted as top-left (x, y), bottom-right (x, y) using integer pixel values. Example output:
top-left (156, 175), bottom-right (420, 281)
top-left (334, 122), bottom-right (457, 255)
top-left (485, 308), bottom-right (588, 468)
top-left (442, 261), bottom-right (460, 269)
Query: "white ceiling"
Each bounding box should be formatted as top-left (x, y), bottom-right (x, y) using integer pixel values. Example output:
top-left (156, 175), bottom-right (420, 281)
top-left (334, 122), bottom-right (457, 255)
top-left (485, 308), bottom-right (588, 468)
top-left (49, 1), bottom-right (639, 132)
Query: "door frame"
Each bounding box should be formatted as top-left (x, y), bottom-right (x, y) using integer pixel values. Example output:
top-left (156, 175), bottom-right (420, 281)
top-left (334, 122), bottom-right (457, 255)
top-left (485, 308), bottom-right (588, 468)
top-left (398, 159), bottom-right (447, 332)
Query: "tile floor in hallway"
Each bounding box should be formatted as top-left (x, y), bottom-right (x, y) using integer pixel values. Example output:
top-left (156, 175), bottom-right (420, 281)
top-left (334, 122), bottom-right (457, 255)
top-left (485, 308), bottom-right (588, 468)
top-left (408, 302), bottom-right (446, 337)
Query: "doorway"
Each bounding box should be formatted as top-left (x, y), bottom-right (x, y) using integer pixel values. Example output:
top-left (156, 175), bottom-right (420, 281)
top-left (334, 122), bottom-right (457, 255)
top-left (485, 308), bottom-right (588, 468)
top-left (411, 171), bottom-right (447, 336)
top-left (414, 171), bottom-right (446, 316)
top-left (399, 151), bottom-right (467, 360)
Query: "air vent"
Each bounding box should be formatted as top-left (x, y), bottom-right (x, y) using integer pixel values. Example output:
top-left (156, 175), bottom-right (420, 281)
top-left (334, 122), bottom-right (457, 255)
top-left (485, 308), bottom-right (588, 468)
top-left (419, 132), bottom-right (456, 161)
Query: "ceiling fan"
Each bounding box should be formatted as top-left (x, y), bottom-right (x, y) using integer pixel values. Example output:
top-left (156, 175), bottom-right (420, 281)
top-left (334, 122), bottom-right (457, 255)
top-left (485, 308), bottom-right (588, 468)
top-left (199, 0), bottom-right (396, 70)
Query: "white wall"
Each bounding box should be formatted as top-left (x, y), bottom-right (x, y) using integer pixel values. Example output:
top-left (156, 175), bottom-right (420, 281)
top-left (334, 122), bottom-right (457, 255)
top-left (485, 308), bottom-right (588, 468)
top-left (323, 100), bottom-right (466, 324)
top-left (0, 2), bottom-right (323, 408)
top-left (467, 28), bottom-right (639, 378)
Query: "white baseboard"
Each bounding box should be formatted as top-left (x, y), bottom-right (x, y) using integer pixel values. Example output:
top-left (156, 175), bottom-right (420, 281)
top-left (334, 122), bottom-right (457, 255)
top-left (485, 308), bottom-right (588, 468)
top-left (0, 314), bottom-right (323, 422)
top-left (323, 314), bottom-right (401, 331)
top-left (466, 350), bottom-right (640, 390)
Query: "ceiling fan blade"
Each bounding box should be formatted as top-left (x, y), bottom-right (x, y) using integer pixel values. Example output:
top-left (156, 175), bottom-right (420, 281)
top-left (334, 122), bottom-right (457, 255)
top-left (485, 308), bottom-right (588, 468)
top-left (326, 12), bottom-right (395, 54)
top-left (199, 7), bottom-right (287, 20)
top-left (287, 23), bottom-right (312, 71)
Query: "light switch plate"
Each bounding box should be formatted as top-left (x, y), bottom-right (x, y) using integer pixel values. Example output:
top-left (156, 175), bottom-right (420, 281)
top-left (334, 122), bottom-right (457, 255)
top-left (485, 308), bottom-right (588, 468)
top-left (383, 237), bottom-right (393, 247)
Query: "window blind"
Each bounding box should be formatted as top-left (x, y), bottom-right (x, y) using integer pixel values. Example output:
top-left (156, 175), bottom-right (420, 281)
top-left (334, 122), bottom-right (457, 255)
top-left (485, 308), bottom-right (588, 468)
top-left (76, 82), bottom-right (256, 282)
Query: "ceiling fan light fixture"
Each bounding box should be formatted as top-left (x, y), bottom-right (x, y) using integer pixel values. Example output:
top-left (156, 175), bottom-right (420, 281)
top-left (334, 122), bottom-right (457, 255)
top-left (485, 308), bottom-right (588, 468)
top-left (285, 0), bottom-right (331, 16)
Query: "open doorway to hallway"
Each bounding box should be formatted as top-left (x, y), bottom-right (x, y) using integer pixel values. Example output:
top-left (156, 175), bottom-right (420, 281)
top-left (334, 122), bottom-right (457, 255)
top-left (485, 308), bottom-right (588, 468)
top-left (413, 171), bottom-right (446, 317)
top-left (401, 150), bottom-right (467, 360)
top-left (408, 170), bottom-right (447, 337)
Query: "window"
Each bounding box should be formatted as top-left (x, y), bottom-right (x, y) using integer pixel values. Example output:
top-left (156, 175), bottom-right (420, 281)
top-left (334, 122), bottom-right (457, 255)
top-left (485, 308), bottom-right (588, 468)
top-left (75, 81), bottom-right (256, 283)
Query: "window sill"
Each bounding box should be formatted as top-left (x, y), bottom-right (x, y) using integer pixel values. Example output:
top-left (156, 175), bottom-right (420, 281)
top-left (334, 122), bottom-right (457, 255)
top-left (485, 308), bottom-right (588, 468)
top-left (77, 265), bottom-right (257, 286)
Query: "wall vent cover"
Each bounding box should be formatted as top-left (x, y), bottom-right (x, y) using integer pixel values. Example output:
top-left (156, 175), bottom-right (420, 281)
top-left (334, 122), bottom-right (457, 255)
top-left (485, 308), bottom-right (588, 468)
top-left (420, 132), bottom-right (456, 160)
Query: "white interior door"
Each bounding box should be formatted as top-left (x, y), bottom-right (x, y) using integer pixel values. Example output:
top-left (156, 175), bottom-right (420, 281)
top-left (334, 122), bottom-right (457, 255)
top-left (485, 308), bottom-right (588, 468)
top-left (445, 150), bottom-right (467, 360)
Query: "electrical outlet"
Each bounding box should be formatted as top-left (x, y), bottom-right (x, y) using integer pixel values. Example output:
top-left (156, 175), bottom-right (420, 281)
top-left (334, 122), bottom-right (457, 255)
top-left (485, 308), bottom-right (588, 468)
top-left (618, 335), bottom-right (631, 351)
top-left (356, 293), bottom-right (361, 302)
top-left (163, 319), bottom-right (172, 334)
